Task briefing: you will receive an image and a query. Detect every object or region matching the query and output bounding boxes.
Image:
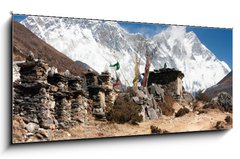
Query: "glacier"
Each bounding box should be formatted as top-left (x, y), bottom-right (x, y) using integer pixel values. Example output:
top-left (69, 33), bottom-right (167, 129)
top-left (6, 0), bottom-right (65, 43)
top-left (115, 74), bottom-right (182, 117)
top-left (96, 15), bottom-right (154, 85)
top-left (20, 16), bottom-right (231, 94)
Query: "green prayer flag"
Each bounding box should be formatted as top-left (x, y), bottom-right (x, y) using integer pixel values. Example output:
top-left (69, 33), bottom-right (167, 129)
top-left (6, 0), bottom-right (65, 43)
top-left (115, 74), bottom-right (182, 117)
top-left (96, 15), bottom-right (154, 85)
top-left (110, 62), bottom-right (120, 70)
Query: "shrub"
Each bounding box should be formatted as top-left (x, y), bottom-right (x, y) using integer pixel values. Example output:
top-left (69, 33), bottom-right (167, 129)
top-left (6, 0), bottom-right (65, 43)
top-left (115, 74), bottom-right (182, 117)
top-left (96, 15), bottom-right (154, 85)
top-left (175, 107), bottom-right (190, 117)
top-left (150, 125), bottom-right (169, 134)
top-left (214, 121), bottom-right (225, 130)
top-left (106, 93), bottom-right (143, 125)
top-left (158, 102), bottom-right (175, 116)
top-left (225, 115), bottom-right (232, 125)
top-left (164, 95), bottom-right (176, 106)
top-left (157, 95), bottom-right (176, 116)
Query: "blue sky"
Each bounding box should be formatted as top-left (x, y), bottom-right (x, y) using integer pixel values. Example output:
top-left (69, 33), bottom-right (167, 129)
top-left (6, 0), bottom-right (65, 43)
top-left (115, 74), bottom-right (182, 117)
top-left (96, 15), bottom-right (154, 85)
top-left (119, 22), bottom-right (232, 69)
top-left (186, 26), bottom-right (232, 69)
top-left (13, 15), bottom-right (232, 69)
top-left (119, 22), bottom-right (167, 38)
top-left (13, 15), bottom-right (27, 22)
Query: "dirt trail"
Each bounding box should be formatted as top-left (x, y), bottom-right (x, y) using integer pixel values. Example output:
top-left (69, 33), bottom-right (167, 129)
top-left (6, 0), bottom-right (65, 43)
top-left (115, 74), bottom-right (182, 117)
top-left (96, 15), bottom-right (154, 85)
top-left (53, 109), bottom-right (231, 141)
top-left (13, 106), bottom-right (231, 143)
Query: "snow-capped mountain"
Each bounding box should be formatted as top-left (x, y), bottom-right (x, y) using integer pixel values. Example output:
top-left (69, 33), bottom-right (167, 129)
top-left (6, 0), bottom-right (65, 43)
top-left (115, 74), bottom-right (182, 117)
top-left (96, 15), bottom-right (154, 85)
top-left (20, 16), bottom-right (231, 93)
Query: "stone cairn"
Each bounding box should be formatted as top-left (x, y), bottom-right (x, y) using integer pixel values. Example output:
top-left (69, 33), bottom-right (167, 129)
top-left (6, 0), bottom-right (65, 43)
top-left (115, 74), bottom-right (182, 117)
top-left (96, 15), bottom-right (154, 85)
top-left (85, 71), bottom-right (114, 120)
top-left (13, 53), bottom-right (90, 131)
top-left (13, 53), bottom-right (55, 129)
top-left (128, 86), bottom-right (163, 121)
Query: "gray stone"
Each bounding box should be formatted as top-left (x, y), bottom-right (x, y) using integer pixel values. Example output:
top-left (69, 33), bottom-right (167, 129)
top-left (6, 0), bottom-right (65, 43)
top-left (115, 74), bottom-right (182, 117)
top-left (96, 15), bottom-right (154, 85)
top-left (147, 108), bottom-right (158, 120)
top-left (183, 92), bottom-right (194, 103)
top-left (132, 96), bottom-right (140, 103)
top-left (132, 87), bottom-right (146, 98)
top-left (37, 128), bottom-right (51, 139)
top-left (146, 99), bottom-right (153, 107)
top-left (25, 122), bottom-right (39, 132)
top-left (210, 92), bottom-right (232, 112)
top-left (83, 102), bottom-right (88, 108)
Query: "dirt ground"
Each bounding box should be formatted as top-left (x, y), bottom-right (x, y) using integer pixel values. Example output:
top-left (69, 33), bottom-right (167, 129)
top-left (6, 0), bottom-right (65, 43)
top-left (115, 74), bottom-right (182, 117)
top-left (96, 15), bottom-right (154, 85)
top-left (12, 100), bottom-right (232, 143)
top-left (50, 108), bottom-right (232, 141)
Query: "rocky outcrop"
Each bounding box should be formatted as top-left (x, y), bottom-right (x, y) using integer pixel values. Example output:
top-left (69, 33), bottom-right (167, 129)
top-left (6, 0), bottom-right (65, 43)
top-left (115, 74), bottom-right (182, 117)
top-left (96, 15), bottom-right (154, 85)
top-left (204, 71), bottom-right (232, 99)
top-left (13, 20), bottom-right (89, 76)
top-left (127, 86), bottom-right (162, 121)
top-left (210, 92), bottom-right (232, 112)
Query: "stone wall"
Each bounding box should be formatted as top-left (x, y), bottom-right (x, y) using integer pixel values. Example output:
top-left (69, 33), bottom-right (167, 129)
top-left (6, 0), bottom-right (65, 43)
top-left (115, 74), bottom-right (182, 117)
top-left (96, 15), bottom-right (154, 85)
top-left (85, 71), bottom-right (114, 120)
top-left (13, 53), bottom-right (90, 131)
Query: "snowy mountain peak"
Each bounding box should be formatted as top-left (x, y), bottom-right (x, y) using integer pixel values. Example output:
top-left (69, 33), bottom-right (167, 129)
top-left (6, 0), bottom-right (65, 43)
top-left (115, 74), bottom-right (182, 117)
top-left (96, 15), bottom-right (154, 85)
top-left (20, 16), bottom-right (231, 93)
top-left (185, 31), bottom-right (200, 43)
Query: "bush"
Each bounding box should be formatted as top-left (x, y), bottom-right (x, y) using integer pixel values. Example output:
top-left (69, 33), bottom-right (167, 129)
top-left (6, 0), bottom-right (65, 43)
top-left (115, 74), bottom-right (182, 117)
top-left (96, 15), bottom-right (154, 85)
top-left (164, 95), bottom-right (176, 106)
top-left (157, 95), bottom-right (175, 116)
top-left (106, 93), bottom-right (143, 125)
top-left (158, 102), bottom-right (175, 116)
top-left (175, 107), bottom-right (190, 117)
top-left (214, 121), bottom-right (226, 130)
top-left (150, 125), bottom-right (169, 134)
top-left (225, 115), bottom-right (232, 125)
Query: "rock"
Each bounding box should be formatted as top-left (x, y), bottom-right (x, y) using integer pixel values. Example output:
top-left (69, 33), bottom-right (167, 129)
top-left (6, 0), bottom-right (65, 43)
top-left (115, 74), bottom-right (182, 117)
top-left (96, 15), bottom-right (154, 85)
top-left (25, 122), bottom-right (39, 132)
top-left (183, 92), bottom-right (194, 103)
top-left (64, 70), bottom-right (70, 76)
top-left (49, 85), bottom-right (58, 92)
top-left (132, 96), bottom-right (144, 105)
top-left (147, 108), bottom-right (158, 120)
top-left (217, 92), bottom-right (232, 112)
top-left (47, 66), bottom-right (58, 77)
top-left (35, 133), bottom-right (44, 140)
top-left (132, 96), bottom-right (140, 103)
top-left (83, 102), bottom-right (88, 108)
top-left (36, 128), bottom-right (52, 139)
top-left (210, 92), bottom-right (232, 112)
top-left (148, 84), bottom-right (165, 102)
top-left (131, 86), bottom-right (146, 99)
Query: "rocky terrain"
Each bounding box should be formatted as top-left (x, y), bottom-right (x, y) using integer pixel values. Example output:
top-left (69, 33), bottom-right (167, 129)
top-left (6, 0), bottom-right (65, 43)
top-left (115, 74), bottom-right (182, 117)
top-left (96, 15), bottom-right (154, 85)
top-left (12, 53), bottom-right (232, 143)
top-left (12, 20), bottom-right (89, 75)
top-left (203, 71), bottom-right (232, 99)
top-left (12, 19), bottom-right (232, 144)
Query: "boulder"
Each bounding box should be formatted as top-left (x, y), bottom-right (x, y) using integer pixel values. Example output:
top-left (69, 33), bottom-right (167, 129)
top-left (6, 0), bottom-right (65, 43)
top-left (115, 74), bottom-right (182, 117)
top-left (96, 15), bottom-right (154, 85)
top-left (210, 92), bottom-right (232, 112)
top-left (25, 122), bottom-right (39, 132)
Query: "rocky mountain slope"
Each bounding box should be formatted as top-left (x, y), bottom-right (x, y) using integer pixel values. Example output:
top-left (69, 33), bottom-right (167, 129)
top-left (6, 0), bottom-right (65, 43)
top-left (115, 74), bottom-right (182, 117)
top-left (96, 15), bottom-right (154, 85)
top-left (203, 71), bottom-right (232, 99)
top-left (12, 21), bottom-right (90, 76)
top-left (20, 16), bottom-right (231, 93)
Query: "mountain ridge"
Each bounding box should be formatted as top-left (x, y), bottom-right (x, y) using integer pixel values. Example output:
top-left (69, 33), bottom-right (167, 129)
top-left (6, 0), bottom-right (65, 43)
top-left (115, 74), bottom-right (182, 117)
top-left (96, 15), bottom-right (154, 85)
top-left (12, 20), bottom-right (90, 76)
top-left (20, 16), bottom-right (230, 93)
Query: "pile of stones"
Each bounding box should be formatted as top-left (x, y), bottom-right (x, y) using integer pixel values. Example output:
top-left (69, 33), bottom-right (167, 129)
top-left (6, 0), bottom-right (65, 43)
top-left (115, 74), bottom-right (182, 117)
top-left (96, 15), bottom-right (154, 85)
top-left (13, 53), bottom-right (55, 129)
top-left (85, 71), bottom-right (114, 120)
top-left (13, 53), bottom-right (90, 133)
top-left (210, 92), bottom-right (232, 112)
top-left (128, 86), bottom-right (163, 121)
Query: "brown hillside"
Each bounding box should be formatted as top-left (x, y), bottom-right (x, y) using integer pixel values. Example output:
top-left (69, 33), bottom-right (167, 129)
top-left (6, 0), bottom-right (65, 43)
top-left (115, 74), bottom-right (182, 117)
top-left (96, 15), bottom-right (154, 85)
top-left (204, 71), bottom-right (232, 98)
top-left (12, 20), bottom-right (88, 76)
